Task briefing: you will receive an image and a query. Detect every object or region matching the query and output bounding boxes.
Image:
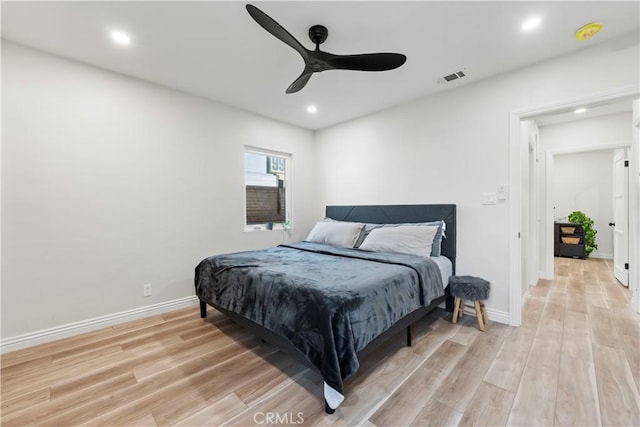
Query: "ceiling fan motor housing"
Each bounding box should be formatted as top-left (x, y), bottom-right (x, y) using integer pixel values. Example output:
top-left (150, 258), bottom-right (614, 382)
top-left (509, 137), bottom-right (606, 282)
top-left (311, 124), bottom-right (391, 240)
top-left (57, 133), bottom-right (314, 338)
top-left (309, 25), bottom-right (328, 45)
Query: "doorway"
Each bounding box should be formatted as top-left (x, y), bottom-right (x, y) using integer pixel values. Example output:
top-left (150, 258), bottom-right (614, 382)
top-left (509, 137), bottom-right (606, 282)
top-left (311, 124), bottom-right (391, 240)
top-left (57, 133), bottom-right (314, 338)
top-left (545, 145), bottom-right (630, 279)
top-left (508, 88), bottom-right (640, 326)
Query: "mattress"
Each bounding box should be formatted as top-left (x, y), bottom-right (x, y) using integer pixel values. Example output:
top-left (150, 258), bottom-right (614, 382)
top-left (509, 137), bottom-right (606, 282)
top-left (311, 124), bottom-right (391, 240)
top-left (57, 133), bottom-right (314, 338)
top-left (431, 255), bottom-right (453, 286)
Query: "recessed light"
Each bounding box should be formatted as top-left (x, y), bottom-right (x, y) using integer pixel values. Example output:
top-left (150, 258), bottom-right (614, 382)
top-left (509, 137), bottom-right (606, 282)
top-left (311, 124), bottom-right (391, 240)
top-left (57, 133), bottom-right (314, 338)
top-left (306, 105), bottom-right (318, 114)
top-left (574, 108), bottom-right (587, 114)
top-left (521, 17), bottom-right (541, 32)
top-left (110, 30), bottom-right (131, 45)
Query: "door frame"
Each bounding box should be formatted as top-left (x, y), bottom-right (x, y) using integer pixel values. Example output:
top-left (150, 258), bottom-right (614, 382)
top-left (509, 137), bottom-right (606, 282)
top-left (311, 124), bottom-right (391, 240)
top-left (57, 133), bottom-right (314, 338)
top-left (508, 84), bottom-right (640, 326)
top-left (544, 142), bottom-right (631, 281)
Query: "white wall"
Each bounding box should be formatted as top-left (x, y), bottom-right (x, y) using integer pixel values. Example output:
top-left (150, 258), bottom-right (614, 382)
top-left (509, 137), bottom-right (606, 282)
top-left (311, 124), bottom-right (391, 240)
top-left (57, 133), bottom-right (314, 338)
top-left (315, 40), bottom-right (639, 319)
top-left (539, 113), bottom-right (632, 152)
top-left (1, 41), bottom-right (317, 339)
top-left (2, 36), bottom-right (639, 341)
top-left (551, 150), bottom-right (614, 257)
top-left (539, 112), bottom-right (632, 264)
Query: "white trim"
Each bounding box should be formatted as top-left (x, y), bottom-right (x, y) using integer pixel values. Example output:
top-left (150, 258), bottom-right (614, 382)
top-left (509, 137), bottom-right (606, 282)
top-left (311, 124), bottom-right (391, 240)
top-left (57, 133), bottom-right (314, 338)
top-left (528, 124), bottom-right (540, 294)
top-left (539, 270), bottom-right (553, 280)
top-left (0, 296), bottom-right (199, 354)
top-left (545, 150), bottom-right (555, 279)
top-left (548, 141), bottom-right (633, 156)
top-left (509, 85), bottom-right (640, 326)
top-left (512, 85), bottom-right (640, 119)
top-left (590, 252), bottom-right (614, 260)
top-left (631, 100), bottom-right (640, 313)
top-left (456, 303), bottom-right (510, 326)
top-left (0, 36), bottom-right (3, 359)
top-left (509, 112), bottom-right (522, 327)
top-left (486, 307), bottom-right (510, 325)
top-left (521, 285), bottom-right (531, 308)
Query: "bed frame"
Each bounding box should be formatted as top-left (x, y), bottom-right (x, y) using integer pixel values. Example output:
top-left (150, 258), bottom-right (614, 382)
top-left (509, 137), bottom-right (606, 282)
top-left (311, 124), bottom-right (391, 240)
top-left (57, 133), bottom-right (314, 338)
top-left (198, 204), bottom-right (456, 414)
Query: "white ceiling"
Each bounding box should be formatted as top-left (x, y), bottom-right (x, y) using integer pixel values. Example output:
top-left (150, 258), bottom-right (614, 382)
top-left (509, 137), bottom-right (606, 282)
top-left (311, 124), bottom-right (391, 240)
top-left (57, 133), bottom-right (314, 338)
top-left (2, 1), bottom-right (639, 130)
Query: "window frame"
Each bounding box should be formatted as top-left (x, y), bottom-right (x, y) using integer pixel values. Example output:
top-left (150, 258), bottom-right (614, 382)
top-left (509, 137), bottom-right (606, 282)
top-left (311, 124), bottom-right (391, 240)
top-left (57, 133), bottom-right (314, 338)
top-left (243, 146), bottom-right (293, 232)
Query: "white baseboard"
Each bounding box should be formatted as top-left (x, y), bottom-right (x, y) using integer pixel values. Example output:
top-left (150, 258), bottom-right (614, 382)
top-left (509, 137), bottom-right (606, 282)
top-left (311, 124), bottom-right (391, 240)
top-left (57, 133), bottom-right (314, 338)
top-left (539, 270), bottom-right (554, 280)
top-left (485, 307), bottom-right (510, 325)
top-left (455, 302), bottom-right (510, 326)
top-left (589, 252), bottom-right (613, 260)
top-left (0, 295), bottom-right (199, 354)
top-left (1, 295), bottom-right (511, 353)
top-left (522, 287), bottom-right (531, 307)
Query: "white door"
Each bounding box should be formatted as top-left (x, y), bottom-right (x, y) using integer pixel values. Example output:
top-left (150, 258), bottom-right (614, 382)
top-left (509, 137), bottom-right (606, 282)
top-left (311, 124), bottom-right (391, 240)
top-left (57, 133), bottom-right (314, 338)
top-left (613, 149), bottom-right (629, 286)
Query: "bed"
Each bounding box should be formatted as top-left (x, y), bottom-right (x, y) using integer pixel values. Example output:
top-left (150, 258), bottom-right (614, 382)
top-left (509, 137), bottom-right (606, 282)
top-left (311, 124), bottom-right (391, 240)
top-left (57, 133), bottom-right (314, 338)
top-left (194, 204), bottom-right (456, 413)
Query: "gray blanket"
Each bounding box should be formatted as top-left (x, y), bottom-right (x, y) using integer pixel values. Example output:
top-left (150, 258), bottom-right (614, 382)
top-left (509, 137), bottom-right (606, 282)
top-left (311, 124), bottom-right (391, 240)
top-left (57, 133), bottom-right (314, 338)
top-left (194, 242), bottom-right (444, 408)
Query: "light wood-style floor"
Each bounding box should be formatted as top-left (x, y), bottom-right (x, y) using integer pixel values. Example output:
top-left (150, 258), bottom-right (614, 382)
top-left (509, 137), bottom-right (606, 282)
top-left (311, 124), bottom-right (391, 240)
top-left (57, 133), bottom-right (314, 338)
top-left (2, 257), bottom-right (639, 426)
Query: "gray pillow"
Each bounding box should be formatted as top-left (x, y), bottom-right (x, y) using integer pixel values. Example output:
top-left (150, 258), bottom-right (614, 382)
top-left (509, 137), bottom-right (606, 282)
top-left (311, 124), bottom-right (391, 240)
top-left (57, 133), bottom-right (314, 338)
top-left (307, 221), bottom-right (365, 248)
top-left (325, 218), bottom-right (446, 256)
top-left (361, 220), bottom-right (445, 256)
top-left (359, 225), bottom-right (439, 257)
top-left (323, 218), bottom-right (367, 247)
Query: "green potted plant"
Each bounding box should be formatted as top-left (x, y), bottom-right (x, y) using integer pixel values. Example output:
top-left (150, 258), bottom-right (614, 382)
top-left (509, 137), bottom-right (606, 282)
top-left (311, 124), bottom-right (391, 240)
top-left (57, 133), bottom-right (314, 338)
top-left (567, 211), bottom-right (598, 257)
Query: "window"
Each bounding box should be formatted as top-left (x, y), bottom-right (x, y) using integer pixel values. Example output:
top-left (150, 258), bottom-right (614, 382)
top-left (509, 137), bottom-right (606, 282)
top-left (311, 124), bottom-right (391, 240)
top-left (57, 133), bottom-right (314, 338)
top-left (244, 148), bottom-right (291, 230)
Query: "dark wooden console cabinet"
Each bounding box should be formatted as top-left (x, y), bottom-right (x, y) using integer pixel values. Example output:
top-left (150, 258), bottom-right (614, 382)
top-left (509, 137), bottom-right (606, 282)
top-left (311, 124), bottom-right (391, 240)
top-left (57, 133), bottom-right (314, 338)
top-left (554, 222), bottom-right (586, 259)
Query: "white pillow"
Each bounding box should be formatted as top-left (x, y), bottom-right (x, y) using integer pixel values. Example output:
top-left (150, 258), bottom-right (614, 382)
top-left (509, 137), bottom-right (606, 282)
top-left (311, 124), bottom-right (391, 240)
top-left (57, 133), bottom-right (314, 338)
top-left (306, 221), bottom-right (364, 248)
top-left (359, 225), bottom-right (439, 257)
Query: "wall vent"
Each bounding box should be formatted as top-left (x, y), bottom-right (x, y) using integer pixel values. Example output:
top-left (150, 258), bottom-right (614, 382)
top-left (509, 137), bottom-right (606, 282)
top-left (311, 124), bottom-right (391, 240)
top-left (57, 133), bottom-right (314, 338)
top-left (439, 69), bottom-right (468, 84)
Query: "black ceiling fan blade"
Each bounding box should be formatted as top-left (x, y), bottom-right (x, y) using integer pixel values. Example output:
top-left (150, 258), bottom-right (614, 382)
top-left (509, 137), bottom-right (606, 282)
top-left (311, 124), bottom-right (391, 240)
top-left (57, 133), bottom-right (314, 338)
top-left (286, 69), bottom-right (314, 94)
top-left (327, 53), bottom-right (407, 71)
top-left (247, 4), bottom-right (407, 93)
top-left (246, 4), bottom-right (309, 61)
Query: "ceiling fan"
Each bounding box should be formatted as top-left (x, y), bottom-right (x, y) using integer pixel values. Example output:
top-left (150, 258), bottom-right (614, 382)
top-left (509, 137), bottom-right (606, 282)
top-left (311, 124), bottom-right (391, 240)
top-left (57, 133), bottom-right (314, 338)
top-left (246, 4), bottom-right (407, 94)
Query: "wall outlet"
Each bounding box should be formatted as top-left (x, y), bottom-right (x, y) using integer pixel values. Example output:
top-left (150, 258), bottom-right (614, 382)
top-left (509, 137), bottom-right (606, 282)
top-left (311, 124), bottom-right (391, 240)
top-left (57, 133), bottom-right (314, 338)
top-left (143, 284), bottom-right (152, 297)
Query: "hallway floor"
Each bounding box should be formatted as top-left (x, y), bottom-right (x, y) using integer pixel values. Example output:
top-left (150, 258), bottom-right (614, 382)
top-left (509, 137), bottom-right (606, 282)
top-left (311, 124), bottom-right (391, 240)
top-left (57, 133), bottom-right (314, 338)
top-left (511, 256), bottom-right (640, 425)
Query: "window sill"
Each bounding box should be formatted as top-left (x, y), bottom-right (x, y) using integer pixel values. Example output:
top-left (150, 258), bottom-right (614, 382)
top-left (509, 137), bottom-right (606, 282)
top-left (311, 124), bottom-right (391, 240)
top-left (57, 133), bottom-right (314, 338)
top-left (244, 224), bottom-right (292, 232)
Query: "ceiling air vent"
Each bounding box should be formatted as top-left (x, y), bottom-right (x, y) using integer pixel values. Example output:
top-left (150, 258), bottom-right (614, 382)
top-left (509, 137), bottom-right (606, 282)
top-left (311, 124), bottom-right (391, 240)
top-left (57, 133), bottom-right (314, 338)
top-left (439, 69), bottom-right (468, 84)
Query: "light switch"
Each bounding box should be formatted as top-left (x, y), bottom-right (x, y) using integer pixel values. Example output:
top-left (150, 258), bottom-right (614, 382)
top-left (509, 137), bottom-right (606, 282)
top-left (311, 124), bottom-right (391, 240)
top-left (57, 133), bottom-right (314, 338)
top-left (497, 184), bottom-right (507, 200)
top-left (483, 192), bottom-right (497, 205)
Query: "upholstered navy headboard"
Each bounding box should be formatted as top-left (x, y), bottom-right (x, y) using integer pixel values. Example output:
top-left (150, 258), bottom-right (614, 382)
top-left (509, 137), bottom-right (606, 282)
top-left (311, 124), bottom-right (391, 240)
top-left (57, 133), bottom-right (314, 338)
top-left (325, 204), bottom-right (456, 273)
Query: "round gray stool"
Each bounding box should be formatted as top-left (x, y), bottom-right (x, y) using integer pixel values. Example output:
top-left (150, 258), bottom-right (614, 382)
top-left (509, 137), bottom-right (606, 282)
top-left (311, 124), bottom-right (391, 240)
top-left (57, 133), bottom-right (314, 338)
top-left (449, 276), bottom-right (490, 331)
